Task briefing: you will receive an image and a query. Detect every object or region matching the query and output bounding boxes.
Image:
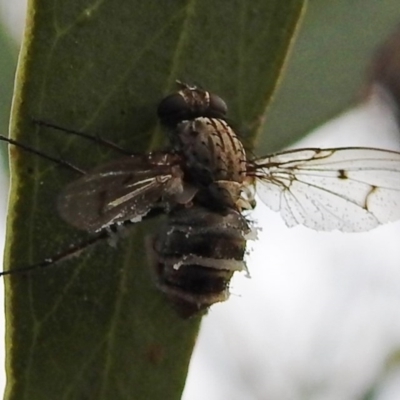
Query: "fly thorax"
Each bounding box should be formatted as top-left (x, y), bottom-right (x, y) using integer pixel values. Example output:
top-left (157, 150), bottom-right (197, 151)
top-left (177, 117), bottom-right (247, 185)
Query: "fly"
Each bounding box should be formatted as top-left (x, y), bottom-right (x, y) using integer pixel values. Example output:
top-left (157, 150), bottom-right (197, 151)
top-left (2, 81), bottom-right (400, 316)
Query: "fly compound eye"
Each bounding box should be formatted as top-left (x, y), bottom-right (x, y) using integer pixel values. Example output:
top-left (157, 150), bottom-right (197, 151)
top-left (158, 85), bottom-right (229, 128)
top-left (208, 93), bottom-right (228, 117)
top-left (157, 93), bottom-right (190, 127)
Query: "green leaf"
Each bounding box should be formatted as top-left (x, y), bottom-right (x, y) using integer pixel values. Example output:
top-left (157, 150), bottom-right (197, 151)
top-left (260, 0), bottom-right (400, 153)
top-left (4, 1), bottom-right (304, 399)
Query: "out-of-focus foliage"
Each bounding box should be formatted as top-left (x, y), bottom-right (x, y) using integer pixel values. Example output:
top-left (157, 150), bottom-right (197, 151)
top-left (261, 0), bottom-right (400, 153)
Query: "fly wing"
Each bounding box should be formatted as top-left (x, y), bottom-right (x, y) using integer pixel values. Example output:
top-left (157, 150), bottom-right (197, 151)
top-left (249, 147), bottom-right (400, 232)
top-left (58, 152), bottom-right (186, 232)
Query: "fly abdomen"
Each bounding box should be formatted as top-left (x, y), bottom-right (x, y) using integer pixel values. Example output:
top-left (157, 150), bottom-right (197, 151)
top-left (152, 205), bottom-right (250, 318)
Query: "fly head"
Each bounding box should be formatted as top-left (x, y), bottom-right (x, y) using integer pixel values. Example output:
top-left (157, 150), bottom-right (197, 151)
top-left (157, 81), bottom-right (228, 128)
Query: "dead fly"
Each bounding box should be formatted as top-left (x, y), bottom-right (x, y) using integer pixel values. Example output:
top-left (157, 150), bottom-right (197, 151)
top-left (2, 82), bottom-right (400, 317)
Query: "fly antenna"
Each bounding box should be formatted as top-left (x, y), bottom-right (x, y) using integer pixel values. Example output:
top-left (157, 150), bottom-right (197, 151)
top-left (32, 119), bottom-right (134, 156)
top-left (0, 135), bottom-right (85, 175)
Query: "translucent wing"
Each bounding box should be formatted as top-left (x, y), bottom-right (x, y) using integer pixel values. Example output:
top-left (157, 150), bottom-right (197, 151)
top-left (58, 152), bottom-right (187, 232)
top-left (248, 148), bottom-right (400, 232)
